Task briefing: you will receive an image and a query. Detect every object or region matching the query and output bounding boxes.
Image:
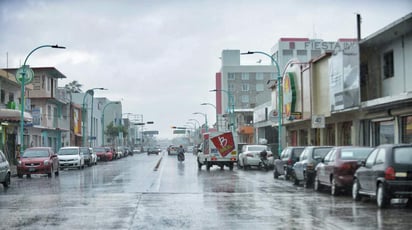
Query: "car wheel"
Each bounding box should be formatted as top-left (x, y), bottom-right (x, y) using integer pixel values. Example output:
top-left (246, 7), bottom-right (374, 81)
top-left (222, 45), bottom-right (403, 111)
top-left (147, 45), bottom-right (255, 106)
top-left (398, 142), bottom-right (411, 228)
top-left (314, 175), bottom-right (322, 192)
top-left (352, 179), bottom-right (361, 201)
top-left (294, 176), bottom-right (300, 186)
top-left (331, 178), bottom-right (339, 196)
top-left (274, 169), bottom-right (279, 179)
top-left (26, 174), bottom-right (31, 178)
top-left (377, 183), bottom-right (390, 208)
top-left (237, 160), bottom-right (243, 169)
top-left (303, 172), bottom-right (312, 188)
top-left (229, 163), bottom-right (234, 171)
top-left (17, 173), bottom-right (23, 178)
top-left (243, 159), bottom-right (248, 170)
top-left (2, 173), bottom-right (10, 187)
top-left (206, 163), bottom-right (211, 171)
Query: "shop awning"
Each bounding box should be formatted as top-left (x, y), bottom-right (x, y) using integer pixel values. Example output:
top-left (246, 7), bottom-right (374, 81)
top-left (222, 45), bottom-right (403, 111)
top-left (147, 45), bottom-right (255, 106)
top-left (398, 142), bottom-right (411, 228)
top-left (0, 109), bottom-right (32, 123)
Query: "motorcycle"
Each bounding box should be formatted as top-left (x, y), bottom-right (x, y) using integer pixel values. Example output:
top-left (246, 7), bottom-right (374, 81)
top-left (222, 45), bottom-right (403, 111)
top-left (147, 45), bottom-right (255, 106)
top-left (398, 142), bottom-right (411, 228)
top-left (178, 151), bottom-right (185, 162)
top-left (258, 150), bottom-right (269, 171)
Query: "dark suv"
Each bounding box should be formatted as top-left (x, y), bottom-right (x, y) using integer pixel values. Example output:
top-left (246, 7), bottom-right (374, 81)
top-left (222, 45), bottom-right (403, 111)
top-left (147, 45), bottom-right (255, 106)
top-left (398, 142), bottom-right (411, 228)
top-left (274, 146), bottom-right (304, 180)
top-left (352, 144), bottom-right (412, 208)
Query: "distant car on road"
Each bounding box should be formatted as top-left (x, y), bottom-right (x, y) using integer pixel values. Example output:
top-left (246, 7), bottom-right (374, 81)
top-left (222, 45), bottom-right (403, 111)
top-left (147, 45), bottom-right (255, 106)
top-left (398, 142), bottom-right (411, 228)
top-left (17, 147), bottom-right (60, 178)
top-left (314, 146), bottom-right (373, 195)
top-left (148, 146), bottom-right (161, 155)
top-left (352, 144), bottom-right (412, 208)
top-left (0, 150), bottom-right (11, 188)
top-left (167, 145), bottom-right (178, 155)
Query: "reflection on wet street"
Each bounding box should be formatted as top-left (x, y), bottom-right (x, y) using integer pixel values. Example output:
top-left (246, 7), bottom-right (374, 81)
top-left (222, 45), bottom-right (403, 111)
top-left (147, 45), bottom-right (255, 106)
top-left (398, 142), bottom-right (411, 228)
top-left (0, 152), bottom-right (411, 230)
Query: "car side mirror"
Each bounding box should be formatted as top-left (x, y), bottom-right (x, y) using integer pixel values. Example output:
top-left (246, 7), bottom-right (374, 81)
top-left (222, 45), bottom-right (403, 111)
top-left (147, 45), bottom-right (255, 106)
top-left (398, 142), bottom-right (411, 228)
top-left (360, 160), bottom-right (366, 167)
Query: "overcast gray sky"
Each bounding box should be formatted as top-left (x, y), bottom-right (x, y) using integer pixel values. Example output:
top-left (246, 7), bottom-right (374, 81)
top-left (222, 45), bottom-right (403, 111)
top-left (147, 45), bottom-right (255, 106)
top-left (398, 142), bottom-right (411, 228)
top-left (1, 0), bottom-right (411, 139)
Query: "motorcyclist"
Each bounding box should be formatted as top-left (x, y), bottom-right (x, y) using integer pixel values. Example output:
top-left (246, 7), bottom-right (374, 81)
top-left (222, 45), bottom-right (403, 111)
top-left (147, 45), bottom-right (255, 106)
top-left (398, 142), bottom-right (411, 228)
top-left (178, 145), bottom-right (185, 161)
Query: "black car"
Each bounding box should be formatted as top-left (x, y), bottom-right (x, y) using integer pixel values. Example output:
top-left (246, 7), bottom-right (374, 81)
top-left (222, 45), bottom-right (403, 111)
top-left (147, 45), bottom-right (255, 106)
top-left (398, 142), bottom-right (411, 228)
top-left (273, 146), bottom-right (304, 180)
top-left (352, 144), bottom-right (412, 208)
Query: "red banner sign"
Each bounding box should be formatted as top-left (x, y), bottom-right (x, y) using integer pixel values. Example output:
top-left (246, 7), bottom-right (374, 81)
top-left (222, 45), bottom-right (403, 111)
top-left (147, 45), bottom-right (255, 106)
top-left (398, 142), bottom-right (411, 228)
top-left (210, 132), bottom-right (235, 157)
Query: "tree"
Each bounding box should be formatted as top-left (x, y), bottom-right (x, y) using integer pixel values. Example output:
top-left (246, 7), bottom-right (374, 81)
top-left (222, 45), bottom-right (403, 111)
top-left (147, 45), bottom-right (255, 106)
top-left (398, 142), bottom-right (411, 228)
top-left (65, 80), bottom-right (83, 93)
top-left (104, 121), bottom-right (128, 144)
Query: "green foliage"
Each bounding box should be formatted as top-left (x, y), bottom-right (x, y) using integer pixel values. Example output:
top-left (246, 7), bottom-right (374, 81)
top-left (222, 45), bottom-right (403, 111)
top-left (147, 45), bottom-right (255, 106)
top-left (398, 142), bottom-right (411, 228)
top-left (105, 121), bottom-right (128, 141)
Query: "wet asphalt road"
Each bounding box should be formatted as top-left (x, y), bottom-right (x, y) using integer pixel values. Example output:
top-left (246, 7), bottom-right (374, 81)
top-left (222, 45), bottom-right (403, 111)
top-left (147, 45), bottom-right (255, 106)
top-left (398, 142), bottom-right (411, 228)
top-left (0, 151), bottom-right (411, 230)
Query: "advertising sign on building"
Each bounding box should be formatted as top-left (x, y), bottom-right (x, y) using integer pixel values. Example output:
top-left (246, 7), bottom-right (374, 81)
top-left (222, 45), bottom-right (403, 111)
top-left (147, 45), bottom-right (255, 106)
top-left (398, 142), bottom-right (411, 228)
top-left (329, 40), bottom-right (360, 111)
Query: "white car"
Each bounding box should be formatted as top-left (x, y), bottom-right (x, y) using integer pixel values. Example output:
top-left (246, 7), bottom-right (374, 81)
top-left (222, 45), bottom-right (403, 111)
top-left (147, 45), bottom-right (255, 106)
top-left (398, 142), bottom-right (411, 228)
top-left (238, 145), bottom-right (274, 170)
top-left (0, 150), bottom-right (11, 188)
top-left (57, 147), bottom-right (85, 170)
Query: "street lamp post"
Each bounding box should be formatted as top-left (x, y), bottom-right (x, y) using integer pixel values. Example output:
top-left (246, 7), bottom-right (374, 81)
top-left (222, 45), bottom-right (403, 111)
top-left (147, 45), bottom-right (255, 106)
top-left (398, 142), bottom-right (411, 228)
top-left (101, 101), bottom-right (120, 146)
top-left (240, 51), bottom-right (282, 155)
top-left (193, 112), bottom-right (208, 132)
top-left (210, 89), bottom-right (235, 132)
top-left (201, 103), bottom-right (218, 131)
top-left (19, 45), bottom-right (65, 152)
top-left (82, 87), bottom-right (106, 147)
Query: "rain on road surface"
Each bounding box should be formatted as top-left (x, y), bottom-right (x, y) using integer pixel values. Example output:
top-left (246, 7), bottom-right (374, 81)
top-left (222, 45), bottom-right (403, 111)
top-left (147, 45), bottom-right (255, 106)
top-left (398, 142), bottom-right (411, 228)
top-left (0, 152), bottom-right (410, 230)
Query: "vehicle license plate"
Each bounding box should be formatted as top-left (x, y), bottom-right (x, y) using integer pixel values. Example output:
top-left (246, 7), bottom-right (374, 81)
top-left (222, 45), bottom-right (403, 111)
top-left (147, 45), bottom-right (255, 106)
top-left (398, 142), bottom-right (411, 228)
top-left (29, 167), bottom-right (35, 172)
top-left (396, 172), bottom-right (407, 177)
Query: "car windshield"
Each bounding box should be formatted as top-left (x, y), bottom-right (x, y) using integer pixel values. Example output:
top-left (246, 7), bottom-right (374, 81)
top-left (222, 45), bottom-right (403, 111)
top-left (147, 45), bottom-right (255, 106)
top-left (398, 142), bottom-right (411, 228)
top-left (22, 149), bottom-right (49, 158)
top-left (58, 149), bottom-right (78, 155)
top-left (247, 146), bottom-right (267, 151)
top-left (341, 148), bottom-right (373, 160)
top-left (93, 147), bottom-right (105, 152)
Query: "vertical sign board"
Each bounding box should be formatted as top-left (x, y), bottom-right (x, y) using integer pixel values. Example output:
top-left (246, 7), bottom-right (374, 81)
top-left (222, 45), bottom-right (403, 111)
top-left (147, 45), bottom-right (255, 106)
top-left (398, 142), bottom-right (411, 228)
top-left (312, 115), bottom-right (325, 129)
top-left (329, 40), bottom-right (360, 111)
top-left (203, 133), bottom-right (210, 155)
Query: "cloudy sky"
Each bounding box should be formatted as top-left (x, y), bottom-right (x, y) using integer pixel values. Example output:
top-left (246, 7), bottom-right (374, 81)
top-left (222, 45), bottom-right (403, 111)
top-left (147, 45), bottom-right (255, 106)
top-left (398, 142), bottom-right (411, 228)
top-left (1, 0), bottom-right (411, 139)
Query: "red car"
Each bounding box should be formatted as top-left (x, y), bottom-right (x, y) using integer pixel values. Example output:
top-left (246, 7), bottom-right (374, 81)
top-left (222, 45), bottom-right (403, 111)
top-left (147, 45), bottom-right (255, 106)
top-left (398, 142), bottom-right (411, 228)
top-left (104, 147), bottom-right (114, 161)
top-left (314, 146), bottom-right (373, 195)
top-left (93, 147), bottom-right (111, 161)
top-left (17, 147), bottom-right (60, 178)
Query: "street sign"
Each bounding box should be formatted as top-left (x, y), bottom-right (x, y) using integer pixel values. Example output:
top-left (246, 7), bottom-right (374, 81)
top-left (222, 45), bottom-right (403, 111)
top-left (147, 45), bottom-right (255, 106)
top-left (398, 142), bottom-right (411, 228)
top-left (173, 130), bottom-right (186, 134)
top-left (16, 65), bottom-right (34, 85)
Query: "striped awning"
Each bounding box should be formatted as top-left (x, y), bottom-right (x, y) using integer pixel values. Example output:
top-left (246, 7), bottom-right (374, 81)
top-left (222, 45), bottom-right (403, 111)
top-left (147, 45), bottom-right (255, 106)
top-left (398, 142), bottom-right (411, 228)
top-left (0, 108), bottom-right (32, 122)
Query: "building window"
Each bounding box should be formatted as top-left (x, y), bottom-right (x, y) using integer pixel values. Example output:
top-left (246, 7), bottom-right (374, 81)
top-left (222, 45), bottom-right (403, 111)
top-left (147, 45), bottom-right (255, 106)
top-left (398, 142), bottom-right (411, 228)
top-left (0, 89), bottom-right (5, 104)
top-left (228, 73), bottom-right (235, 80)
top-left (383, 50), bottom-right (394, 79)
top-left (401, 116), bottom-right (412, 143)
top-left (374, 120), bottom-right (394, 145)
top-left (8, 92), bottom-right (14, 102)
top-left (242, 84), bottom-right (249, 91)
top-left (297, 50), bottom-right (307, 56)
top-left (256, 84), bottom-right (264, 92)
top-left (241, 72), bottom-right (249, 80)
top-left (48, 105), bottom-right (52, 120)
top-left (256, 73), bottom-right (264, 80)
top-left (241, 95), bottom-right (249, 103)
top-left (228, 84), bottom-right (235, 91)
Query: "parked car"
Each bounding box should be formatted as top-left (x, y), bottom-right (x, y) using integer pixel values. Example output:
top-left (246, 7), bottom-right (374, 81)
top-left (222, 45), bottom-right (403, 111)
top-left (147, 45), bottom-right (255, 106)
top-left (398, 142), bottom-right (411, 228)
top-left (104, 147), bottom-right (114, 161)
top-left (57, 146), bottom-right (85, 170)
top-left (293, 146), bottom-right (333, 187)
top-left (17, 147), bottom-right (60, 178)
top-left (80, 147), bottom-right (94, 167)
top-left (238, 145), bottom-right (274, 170)
top-left (89, 148), bottom-right (98, 165)
top-left (274, 146), bottom-right (304, 180)
top-left (0, 150), bottom-right (11, 188)
top-left (352, 144), bottom-right (412, 208)
top-left (115, 146), bottom-right (125, 159)
top-left (314, 146), bottom-right (373, 195)
top-left (93, 147), bottom-right (107, 161)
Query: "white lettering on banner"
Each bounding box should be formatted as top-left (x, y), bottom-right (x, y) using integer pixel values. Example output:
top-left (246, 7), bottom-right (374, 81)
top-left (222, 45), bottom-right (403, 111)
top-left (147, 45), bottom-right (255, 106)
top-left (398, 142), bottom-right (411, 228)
top-left (218, 136), bottom-right (228, 147)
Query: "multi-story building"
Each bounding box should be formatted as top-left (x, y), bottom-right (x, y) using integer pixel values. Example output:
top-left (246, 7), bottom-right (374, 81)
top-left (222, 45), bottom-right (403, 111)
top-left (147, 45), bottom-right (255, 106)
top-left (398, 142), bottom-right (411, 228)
top-left (0, 69), bottom-right (33, 164)
top-left (266, 12), bottom-right (412, 151)
top-left (217, 50), bottom-right (275, 144)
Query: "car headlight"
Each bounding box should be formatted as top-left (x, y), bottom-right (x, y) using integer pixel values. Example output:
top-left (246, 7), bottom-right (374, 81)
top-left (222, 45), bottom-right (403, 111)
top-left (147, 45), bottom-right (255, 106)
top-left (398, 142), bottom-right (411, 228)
top-left (17, 160), bottom-right (22, 166)
top-left (44, 160), bottom-right (50, 166)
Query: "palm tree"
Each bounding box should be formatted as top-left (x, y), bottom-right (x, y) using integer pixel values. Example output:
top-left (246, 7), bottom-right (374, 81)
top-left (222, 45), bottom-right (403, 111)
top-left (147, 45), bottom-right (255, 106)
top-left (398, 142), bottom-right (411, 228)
top-left (65, 80), bottom-right (83, 93)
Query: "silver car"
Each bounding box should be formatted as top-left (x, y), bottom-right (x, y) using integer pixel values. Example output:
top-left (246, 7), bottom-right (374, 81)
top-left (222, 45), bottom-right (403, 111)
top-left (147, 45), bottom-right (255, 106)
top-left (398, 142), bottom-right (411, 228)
top-left (238, 145), bottom-right (274, 170)
top-left (0, 150), bottom-right (11, 188)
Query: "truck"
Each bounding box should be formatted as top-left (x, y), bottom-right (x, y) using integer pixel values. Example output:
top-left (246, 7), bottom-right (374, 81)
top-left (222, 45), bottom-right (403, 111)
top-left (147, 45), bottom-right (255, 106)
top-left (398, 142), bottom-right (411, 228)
top-left (197, 131), bottom-right (237, 170)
